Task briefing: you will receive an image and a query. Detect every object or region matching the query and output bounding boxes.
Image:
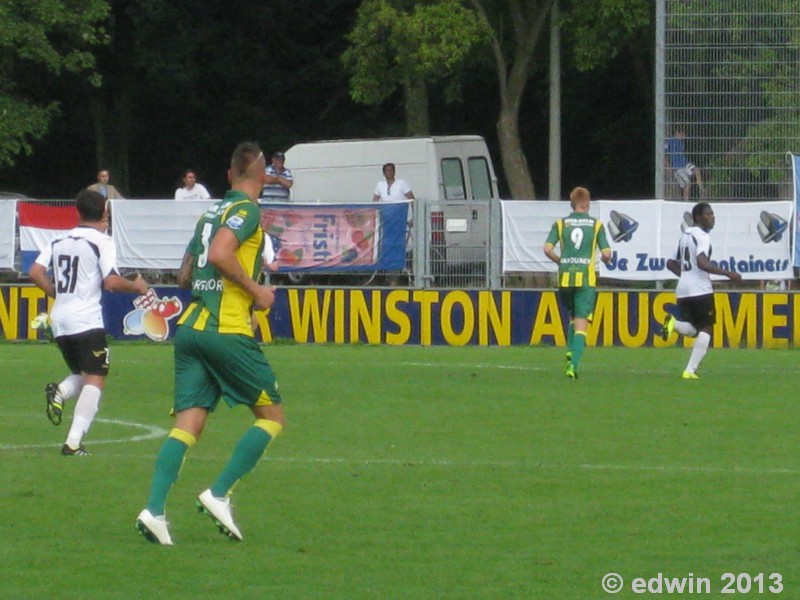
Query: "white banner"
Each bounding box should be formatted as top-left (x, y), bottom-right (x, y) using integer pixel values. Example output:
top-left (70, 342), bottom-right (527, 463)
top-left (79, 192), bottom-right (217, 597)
top-left (502, 199), bottom-right (793, 281)
top-left (110, 199), bottom-right (211, 269)
top-left (0, 200), bottom-right (16, 270)
top-left (501, 200), bottom-right (569, 272)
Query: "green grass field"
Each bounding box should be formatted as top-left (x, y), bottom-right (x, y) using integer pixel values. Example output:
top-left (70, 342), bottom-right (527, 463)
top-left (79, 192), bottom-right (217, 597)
top-left (1, 342), bottom-right (799, 599)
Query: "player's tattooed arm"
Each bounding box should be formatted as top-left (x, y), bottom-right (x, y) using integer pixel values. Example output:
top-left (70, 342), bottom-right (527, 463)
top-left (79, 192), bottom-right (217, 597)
top-left (177, 252), bottom-right (194, 289)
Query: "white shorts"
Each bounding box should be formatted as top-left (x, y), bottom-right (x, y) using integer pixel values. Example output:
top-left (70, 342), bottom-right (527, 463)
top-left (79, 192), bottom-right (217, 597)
top-left (673, 164), bottom-right (696, 188)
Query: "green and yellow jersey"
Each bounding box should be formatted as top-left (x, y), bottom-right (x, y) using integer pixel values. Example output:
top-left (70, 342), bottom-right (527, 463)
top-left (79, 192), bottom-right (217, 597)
top-left (546, 212), bottom-right (610, 288)
top-left (178, 190), bottom-right (265, 336)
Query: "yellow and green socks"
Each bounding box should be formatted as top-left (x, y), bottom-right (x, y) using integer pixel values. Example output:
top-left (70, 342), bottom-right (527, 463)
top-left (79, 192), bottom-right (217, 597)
top-left (146, 428), bottom-right (196, 516)
top-left (210, 419), bottom-right (282, 498)
top-left (572, 330), bottom-right (587, 369)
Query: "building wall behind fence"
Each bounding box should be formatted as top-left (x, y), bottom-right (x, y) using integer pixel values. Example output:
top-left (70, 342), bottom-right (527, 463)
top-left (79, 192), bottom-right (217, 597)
top-left (656, 0), bottom-right (800, 203)
top-left (4, 285), bottom-right (798, 349)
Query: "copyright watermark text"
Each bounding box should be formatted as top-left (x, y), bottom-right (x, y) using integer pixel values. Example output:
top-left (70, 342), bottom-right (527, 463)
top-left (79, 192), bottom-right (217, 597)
top-left (601, 572), bottom-right (783, 594)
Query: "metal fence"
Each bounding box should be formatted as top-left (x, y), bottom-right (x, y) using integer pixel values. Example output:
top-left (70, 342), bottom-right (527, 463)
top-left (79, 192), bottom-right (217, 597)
top-left (655, 0), bottom-right (800, 203)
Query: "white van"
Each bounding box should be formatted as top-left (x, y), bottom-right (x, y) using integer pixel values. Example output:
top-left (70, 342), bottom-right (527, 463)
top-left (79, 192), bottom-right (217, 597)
top-left (279, 136), bottom-right (499, 286)
top-left (284, 135), bottom-right (499, 203)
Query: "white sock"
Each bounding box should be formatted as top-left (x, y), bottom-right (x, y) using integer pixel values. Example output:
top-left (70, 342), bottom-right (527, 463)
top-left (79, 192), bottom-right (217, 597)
top-left (686, 331), bottom-right (711, 374)
top-left (674, 319), bottom-right (698, 337)
top-left (65, 385), bottom-right (102, 449)
top-left (58, 374), bottom-right (84, 402)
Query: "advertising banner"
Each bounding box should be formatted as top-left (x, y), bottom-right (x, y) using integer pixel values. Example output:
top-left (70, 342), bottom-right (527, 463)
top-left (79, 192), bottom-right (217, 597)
top-left (600, 200), bottom-right (793, 280)
top-left (6, 285), bottom-right (799, 349)
top-left (109, 200), bottom-right (409, 272)
top-left (502, 199), bottom-right (793, 281)
top-left (260, 202), bottom-right (408, 271)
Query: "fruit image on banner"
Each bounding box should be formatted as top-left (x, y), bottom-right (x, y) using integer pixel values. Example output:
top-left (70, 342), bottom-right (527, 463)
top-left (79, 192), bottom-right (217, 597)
top-left (123, 288), bottom-right (183, 341)
top-left (258, 203), bottom-right (408, 271)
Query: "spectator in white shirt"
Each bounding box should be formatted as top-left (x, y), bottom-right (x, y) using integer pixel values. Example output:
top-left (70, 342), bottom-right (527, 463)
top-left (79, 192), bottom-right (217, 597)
top-left (372, 162), bottom-right (415, 287)
top-left (174, 169), bottom-right (211, 201)
top-left (372, 163), bottom-right (415, 202)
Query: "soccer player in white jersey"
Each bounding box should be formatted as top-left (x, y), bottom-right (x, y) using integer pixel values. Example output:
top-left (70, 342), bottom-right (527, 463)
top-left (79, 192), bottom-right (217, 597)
top-left (28, 190), bottom-right (149, 455)
top-left (662, 202), bottom-right (741, 379)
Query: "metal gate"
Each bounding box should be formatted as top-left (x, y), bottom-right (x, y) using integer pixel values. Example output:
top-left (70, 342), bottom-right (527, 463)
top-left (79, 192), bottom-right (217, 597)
top-left (412, 198), bottom-right (498, 289)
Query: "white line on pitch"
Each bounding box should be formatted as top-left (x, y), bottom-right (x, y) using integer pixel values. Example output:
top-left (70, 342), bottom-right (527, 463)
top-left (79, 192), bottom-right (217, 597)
top-left (264, 456), bottom-right (800, 476)
top-left (0, 417), bottom-right (168, 451)
top-left (69, 451), bottom-right (800, 477)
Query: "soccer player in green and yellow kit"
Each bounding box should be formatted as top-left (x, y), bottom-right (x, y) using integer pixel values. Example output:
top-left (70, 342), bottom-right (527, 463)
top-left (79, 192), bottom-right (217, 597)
top-left (543, 187), bottom-right (612, 379)
top-left (136, 142), bottom-right (283, 545)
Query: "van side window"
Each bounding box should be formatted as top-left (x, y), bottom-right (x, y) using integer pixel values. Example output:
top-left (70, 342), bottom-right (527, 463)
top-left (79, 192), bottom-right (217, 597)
top-left (441, 158), bottom-right (466, 200)
top-left (467, 157), bottom-right (493, 199)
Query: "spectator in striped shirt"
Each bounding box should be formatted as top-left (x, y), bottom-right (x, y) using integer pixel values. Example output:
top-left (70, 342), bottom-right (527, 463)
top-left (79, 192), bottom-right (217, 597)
top-left (260, 151), bottom-right (293, 202)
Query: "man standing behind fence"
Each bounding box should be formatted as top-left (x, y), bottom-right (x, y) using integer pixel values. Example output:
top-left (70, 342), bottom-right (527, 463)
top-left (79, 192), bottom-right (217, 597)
top-left (664, 128), bottom-right (705, 201)
top-left (260, 151), bottom-right (293, 202)
top-left (86, 168), bottom-right (124, 199)
top-left (543, 187), bottom-right (612, 379)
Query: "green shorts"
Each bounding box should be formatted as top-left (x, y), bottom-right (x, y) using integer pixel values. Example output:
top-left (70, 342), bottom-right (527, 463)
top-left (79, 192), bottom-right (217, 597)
top-left (558, 286), bottom-right (597, 321)
top-left (173, 325), bottom-right (282, 413)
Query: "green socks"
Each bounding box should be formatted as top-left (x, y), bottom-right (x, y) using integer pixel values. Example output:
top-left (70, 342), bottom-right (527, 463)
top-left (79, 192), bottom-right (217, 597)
top-left (572, 330), bottom-right (587, 368)
top-left (210, 420), bottom-right (282, 498)
top-left (145, 420), bottom-right (283, 514)
top-left (146, 431), bottom-right (194, 515)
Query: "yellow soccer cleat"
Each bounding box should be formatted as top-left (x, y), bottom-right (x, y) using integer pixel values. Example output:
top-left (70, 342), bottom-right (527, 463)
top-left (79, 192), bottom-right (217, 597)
top-left (681, 370), bottom-right (700, 380)
top-left (565, 364), bottom-right (578, 380)
top-left (661, 315), bottom-right (676, 341)
top-left (45, 383), bottom-right (63, 426)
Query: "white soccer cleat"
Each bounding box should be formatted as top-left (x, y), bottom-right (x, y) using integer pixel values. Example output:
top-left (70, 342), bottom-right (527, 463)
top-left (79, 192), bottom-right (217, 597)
top-left (135, 509), bottom-right (173, 545)
top-left (196, 489), bottom-right (243, 541)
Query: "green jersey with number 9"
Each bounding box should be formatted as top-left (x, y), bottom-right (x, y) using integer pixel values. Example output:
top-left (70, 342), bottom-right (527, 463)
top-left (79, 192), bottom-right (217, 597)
top-left (546, 212), bottom-right (610, 288)
top-left (178, 190), bottom-right (265, 336)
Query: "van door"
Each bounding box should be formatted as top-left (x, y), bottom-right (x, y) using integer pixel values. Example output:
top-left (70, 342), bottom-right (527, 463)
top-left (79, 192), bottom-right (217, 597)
top-left (431, 156), bottom-right (491, 287)
top-left (441, 154), bottom-right (494, 200)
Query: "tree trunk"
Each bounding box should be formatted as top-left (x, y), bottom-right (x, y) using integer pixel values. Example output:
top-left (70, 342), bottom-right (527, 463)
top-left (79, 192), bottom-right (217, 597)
top-left (497, 106), bottom-right (536, 199)
top-left (85, 2), bottom-right (134, 195)
top-left (470, 0), bottom-right (553, 200)
top-left (88, 88), bottom-right (107, 172)
top-left (404, 77), bottom-right (430, 137)
top-left (114, 88), bottom-right (132, 194)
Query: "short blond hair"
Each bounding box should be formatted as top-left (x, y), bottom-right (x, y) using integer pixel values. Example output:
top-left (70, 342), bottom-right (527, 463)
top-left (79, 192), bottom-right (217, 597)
top-left (569, 186), bottom-right (591, 209)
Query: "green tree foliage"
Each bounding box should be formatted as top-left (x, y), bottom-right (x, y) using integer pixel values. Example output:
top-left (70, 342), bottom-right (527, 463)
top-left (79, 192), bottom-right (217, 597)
top-left (342, 0), bottom-right (488, 135)
top-left (343, 0), bottom-right (652, 198)
top-left (0, 0), bottom-right (108, 167)
top-left (700, 0), bottom-right (800, 188)
top-left (560, 0), bottom-right (650, 71)
top-left (0, 0), bottom-right (659, 200)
